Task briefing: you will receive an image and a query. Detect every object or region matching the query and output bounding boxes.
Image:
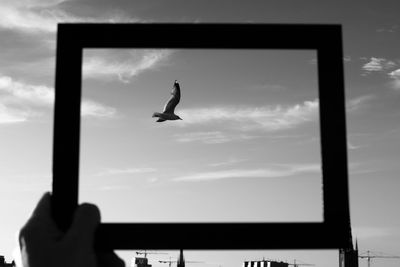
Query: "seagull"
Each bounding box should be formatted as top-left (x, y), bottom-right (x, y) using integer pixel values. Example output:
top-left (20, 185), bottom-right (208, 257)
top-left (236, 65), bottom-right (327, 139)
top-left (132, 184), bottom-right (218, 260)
top-left (152, 80), bottom-right (182, 122)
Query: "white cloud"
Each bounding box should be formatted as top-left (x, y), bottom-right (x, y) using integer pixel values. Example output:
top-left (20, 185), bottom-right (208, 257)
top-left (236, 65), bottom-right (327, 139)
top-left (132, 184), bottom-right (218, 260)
top-left (173, 164), bottom-right (320, 182)
top-left (0, 0), bottom-right (140, 33)
top-left (178, 99), bottom-right (319, 132)
top-left (0, 103), bottom-right (28, 124)
top-left (361, 58), bottom-right (400, 90)
top-left (83, 50), bottom-right (172, 83)
top-left (0, 75), bottom-right (53, 122)
top-left (81, 100), bottom-right (116, 118)
top-left (96, 167), bottom-right (157, 177)
top-left (0, 2), bottom-right (59, 33)
top-left (0, 75), bottom-right (54, 105)
top-left (362, 57), bottom-right (396, 73)
top-left (388, 69), bottom-right (400, 90)
top-left (389, 69), bottom-right (400, 78)
top-left (0, 74), bottom-right (116, 123)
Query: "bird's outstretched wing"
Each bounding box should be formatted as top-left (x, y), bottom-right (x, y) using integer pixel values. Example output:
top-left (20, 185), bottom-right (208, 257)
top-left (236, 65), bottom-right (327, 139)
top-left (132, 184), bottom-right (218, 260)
top-left (162, 81), bottom-right (181, 114)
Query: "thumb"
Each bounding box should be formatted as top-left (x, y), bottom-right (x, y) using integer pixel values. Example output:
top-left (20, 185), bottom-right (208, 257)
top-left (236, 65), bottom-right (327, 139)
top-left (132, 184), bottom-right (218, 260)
top-left (64, 203), bottom-right (100, 248)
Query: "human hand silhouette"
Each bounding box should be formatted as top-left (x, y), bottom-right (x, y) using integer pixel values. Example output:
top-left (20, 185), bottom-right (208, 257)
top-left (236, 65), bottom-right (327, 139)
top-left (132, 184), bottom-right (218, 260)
top-left (18, 192), bottom-right (124, 267)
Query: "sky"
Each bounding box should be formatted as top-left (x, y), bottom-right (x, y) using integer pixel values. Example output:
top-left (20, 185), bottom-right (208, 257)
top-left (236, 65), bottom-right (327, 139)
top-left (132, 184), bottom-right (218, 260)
top-left (80, 48), bottom-right (322, 223)
top-left (0, 1), bottom-right (400, 267)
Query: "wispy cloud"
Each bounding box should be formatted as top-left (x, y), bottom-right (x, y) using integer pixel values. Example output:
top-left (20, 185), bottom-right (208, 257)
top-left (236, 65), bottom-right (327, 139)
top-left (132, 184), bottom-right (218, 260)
top-left (0, 172), bottom-right (51, 192)
top-left (309, 56), bottom-right (351, 65)
top-left (173, 95), bottom-right (372, 142)
top-left (0, 74), bottom-right (116, 123)
top-left (96, 185), bottom-right (132, 191)
top-left (208, 158), bottom-right (248, 167)
top-left (0, 1), bottom-right (139, 34)
top-left (96, 167), bottom-right (157, 177)
top-left (388, 69), bottom-right (400, 90)
top-left (362, 57), bottom-right (396, 73)
top-left (347, 161), bottom-right (383, 176)
top-left (353, 226), bottom-right (395, 239)
top-left (348, 142), bottom-right (363, 150)
top-left (174, 131), bottom-right (232, 144)
top-left (248, 83), bottom-right (287, 92)
top-left (178, 99), bottom-right (319, 132)
top-left (343, 56), bottom-right (352, 62)
top-left (83, 50), bottom-right (172, 83)
top-left (174, 131), bottom-right (256, 144)
top-left (173, 164), bottom-right (320, 182)
top-left (346, 94), bottom-right (375, 112)
top-left (376, 24), bottom-right (399, 33)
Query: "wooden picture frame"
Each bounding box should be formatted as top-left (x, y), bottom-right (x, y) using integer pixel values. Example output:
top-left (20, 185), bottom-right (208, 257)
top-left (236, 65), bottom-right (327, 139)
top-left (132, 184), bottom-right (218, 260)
top-left (52, 23), bottom-right (351, 250)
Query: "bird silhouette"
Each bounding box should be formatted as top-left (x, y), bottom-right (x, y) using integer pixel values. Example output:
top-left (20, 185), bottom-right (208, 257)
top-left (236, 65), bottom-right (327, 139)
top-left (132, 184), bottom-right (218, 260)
top-left (152, 80), bottom-right (182, 122)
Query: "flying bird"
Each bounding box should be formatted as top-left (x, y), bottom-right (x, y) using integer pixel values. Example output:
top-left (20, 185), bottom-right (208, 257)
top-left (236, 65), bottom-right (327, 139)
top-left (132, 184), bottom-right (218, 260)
top-left (152, 80), bottom-right (182, 122)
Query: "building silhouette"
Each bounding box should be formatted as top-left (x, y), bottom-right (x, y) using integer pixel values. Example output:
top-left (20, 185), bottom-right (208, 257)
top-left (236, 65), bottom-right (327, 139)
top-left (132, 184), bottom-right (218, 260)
top-left (177, 249), bottom-right (185, 267)
top-left (339, 240), bottom-right (359, 267)
top-left (339, 222), bottom-right (358, 267)
top-left (133, 257), bottom-right (152, 267)
top-left (243, 260), bottom-right (289, 267)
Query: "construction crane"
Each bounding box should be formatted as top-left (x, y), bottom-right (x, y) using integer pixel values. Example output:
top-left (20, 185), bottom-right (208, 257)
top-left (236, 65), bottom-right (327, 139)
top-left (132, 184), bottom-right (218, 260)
top-left (159, 258), bottom-right (176, 267)
top-left (287, 259), bottom-right (315, 267)
top-left (133, 250), bottom-right (169, 267)
top-left (359, 250), bottom-right (400, 267)
top-left (158, 260), bottom-right (206, 267)
top-left (136, 250), bottom-right (168, 259)
top-left (158, 249), bottom-right (203, 267)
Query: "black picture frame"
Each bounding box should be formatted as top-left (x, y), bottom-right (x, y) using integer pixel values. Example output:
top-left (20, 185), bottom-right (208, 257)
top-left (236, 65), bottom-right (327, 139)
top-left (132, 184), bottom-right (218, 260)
top-left (52, 23), bottom-right (351, 250)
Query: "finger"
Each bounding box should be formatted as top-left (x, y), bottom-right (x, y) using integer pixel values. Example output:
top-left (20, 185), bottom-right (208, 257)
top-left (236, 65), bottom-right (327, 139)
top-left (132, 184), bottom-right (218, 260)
top-left (64, 203), bottom-right (100, 247)
top-left (97, 251), bottom-right (125, 267)
top-left (29, 192), bottom-right (52, 221)
top-left (18, 236), bottom-right (29, 267)
top-left (19, 192), bottom-right (59, 245)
